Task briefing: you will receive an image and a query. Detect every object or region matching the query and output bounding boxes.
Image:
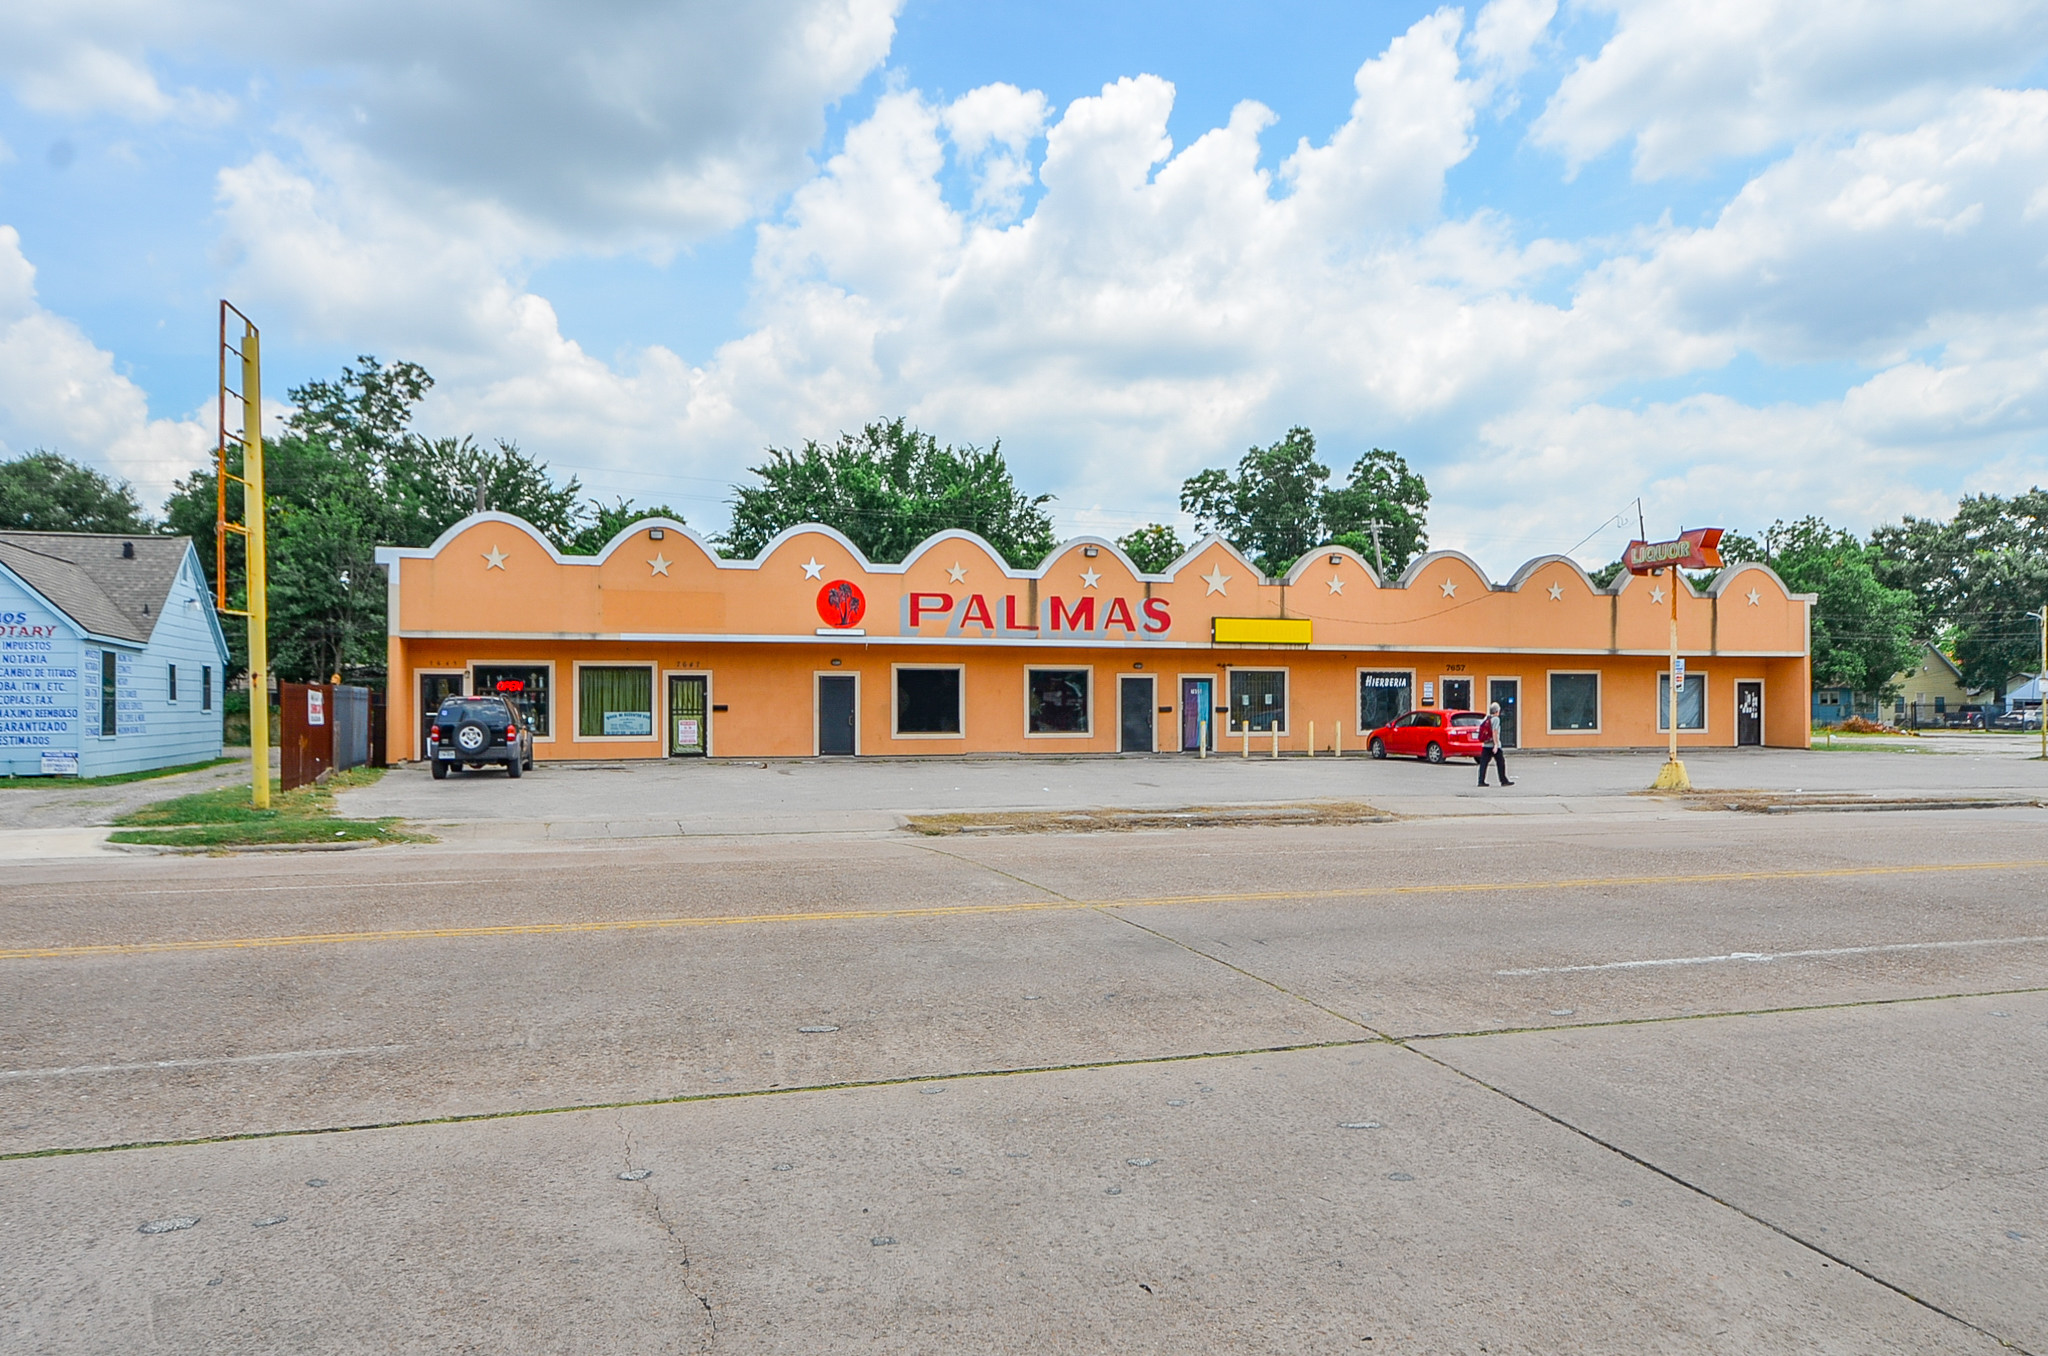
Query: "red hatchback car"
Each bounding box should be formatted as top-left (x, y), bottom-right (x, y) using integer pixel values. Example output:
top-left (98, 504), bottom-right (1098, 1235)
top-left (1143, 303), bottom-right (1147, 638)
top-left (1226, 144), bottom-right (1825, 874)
top-left (1366, 709), bottom-right (1486, 764)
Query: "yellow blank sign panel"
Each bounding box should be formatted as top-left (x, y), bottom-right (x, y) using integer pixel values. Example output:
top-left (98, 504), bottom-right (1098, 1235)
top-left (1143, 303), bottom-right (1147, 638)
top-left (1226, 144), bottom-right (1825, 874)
top-left (1212, 617), bottom-right (1312, 645)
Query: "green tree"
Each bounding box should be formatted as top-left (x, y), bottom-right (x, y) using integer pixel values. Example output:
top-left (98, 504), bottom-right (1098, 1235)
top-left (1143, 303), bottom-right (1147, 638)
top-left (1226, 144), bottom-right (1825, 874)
top-left (567, 497), bottom-right (687, 556)
top-left (720, 418), bottom-right (1056, 567)
top-left (163, 356), bottom-right (669, 682)
top-left (1730, 518), bottom-right (1920, 698)
top-left (1871, 490), bottom-right (2048, 693)
top-left (0, 450), bottom-right (155, 533)
top-left (1321, 447), bottom-right (1430, 577)
top-left (1116, 523), bottom-right (1185, 574)
top-left (1180, 428), bottom-right (1430, 577)
top-left (1180, 427), bottom-right (1329, 575)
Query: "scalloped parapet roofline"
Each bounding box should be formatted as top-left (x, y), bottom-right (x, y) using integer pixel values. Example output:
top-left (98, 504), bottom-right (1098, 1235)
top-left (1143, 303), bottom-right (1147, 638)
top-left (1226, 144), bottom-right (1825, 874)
top-left (371, 514), bottom-right (1817, 608)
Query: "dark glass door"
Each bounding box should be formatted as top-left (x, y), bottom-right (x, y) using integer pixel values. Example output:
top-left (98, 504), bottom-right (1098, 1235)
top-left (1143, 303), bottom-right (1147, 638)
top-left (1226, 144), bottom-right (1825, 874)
top-left (419, 673), bottom-right (463, 758)
top-left (1736, 681), bottom-right (1763, 746)
top-left (1120, 676), bottom-right (1154, 753)
top-left (1441, 677), bottom-right (1473, 712)
top-left (818, 675), bottom-right (856, 755)
top-left (1180, 678), bottom-right (1212, 750)
top-left (1487, 679), bottom-right (1520, 748)
top-left (669, 675), bottom-right (708, 755)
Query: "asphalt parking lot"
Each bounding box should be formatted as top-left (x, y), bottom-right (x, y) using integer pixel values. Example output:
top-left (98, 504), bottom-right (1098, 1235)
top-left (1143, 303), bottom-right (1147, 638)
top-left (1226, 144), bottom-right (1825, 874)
top-left (2, 746), bottom-right (2045, 1351)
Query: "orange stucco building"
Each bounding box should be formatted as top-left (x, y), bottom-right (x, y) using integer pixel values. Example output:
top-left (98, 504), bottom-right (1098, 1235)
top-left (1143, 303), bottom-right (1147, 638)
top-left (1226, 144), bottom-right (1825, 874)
top-left (375, 514), bottom-right (1812, 763)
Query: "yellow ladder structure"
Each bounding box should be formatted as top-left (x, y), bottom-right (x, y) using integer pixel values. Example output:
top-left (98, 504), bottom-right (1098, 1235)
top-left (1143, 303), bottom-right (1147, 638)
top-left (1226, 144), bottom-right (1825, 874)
top-left (215, 301), bottom-right (270, 809)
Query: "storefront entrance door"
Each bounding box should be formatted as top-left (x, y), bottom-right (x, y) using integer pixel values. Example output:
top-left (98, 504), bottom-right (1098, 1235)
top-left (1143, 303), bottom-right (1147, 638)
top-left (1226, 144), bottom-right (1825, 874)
top-left (1181, 678), bottom-right (1213, 751)
top-left (419, 672), bottom-right (463, 758)
top-left (1441, 677), bottom-right (1473, 712)
top-left (1736, 681), bottom-right (1763, 746)
top-left (818, 675), bottom-right (856, 755)
top-left (1487, 678), bottom-right (1520, 748)
top-left (1120, 675), bottom-right (1154, 752)
top-left (669, 675), bottom-right (708, 756)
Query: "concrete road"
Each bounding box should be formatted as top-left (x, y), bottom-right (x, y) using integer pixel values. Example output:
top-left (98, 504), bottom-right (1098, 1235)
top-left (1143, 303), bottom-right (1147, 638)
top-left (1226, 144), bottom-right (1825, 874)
top-left (3, 794), bottom-right (2045, 1351)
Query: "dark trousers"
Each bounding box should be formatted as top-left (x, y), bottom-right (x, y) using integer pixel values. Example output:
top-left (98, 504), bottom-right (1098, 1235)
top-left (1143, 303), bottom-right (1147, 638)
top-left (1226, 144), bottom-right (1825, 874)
top-left (1478, 745), bottom-right (1507, 785)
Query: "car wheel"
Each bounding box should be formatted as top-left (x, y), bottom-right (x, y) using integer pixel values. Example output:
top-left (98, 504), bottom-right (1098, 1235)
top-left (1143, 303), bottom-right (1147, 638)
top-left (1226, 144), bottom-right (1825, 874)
top-left (1425, 741), bottom-right (1445, 764)
top-left (431, 760), bottom-right (448, 780)
top-left (1368, 738), bottom-right (1386, 760)
top-left (508, 754), bottom-right (522, 779)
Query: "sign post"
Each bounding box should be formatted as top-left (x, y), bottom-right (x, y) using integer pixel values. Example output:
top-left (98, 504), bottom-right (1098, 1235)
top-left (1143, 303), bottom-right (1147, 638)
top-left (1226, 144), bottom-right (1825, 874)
top-left (1626, 528), bottom-right (1724, 792)
top-left (216, 302), bottom-right (269, 809)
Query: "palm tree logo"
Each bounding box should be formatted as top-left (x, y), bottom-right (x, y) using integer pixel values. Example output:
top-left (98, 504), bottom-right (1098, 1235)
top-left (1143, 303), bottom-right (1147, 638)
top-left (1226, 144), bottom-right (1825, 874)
top-left (817, 580), bottom-right (866, 629)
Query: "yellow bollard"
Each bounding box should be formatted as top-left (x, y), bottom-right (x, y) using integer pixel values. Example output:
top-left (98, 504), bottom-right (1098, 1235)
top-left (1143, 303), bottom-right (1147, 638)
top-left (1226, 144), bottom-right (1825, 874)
top-left (1199, 716), bottom-right (1208, 759)
top-left (1335, 720), bottom-right (1343, 757)
top-left (1242, 727), bottom-right (1249, 759)
top-left (1308, 720), bottom-right (1315, 757)
top-left (1271, 724), bottom-right (1280, 759)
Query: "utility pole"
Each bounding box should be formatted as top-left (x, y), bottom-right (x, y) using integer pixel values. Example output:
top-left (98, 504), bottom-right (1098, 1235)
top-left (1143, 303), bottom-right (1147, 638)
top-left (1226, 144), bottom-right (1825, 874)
top-left (1365, 520), bottom-right (1387, 578)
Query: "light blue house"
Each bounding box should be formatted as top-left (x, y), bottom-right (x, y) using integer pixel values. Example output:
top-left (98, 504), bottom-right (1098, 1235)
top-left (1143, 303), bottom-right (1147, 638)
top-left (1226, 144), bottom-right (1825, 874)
top-left (0, 532), bottom-right (230, 777)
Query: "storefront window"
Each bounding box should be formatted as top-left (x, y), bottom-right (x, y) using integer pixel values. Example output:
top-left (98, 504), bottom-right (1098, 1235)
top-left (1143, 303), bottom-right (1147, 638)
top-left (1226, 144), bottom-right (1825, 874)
top-left (1657, 672), bottom-right (1707, 731)
top-left (1228, 669), bottom-right (1286, 733)
top-left (579, 666), bottom-right (654, 737)
top-left (1549, 673), bottom-right (1599, 731)
top-left (473, 664), bottom-right (551, 736)
top-left (1358, 671), bottom-right (1411, 731)
top-left (1027, 668), bottom-right (1090, 734)
top-left (896, 667), bottom-right (962, 734)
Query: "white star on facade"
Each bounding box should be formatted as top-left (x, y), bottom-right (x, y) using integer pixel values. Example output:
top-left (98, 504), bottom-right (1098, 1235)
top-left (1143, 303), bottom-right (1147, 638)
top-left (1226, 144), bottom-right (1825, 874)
top-left (1746, 588), bottom-right (1761, 606)
top-left (1327, 575), bottom-right (1344, 595)
top-left (1202, 565), bottom-right (1230, 596)
top-left (801, 558), bottom-right (823, 579)
top-left (1547, 583), bottom-right (1563, 601)
top-left (1440, 579), bottom-right (1457, 598)
top-left (1649, 585), bottom-right (1666, 603)
top-left (648, 554), bottom-right (671, 576)
top-left (946, 562), bottom-right (967, 583)
top-left (483, 546), bottom-right (507, 570)
top-left (1080, 568), bottom-right (1101, 589)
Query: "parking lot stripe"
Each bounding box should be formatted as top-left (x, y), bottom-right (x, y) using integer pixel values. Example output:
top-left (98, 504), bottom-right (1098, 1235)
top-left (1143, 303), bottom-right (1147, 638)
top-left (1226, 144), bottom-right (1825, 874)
top-left (3, 858), bottom-right (2044, 962)
top-left (1497, 934), bottom-right (2048, 976)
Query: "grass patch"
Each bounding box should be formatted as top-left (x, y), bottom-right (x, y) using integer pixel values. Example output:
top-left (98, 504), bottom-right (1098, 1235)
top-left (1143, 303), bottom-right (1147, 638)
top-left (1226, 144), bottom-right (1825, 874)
top-left (0, 757), bottom-right (239, 789)
top-left (108, 767), bottom-right (421, 849)
top-left (906, 800), bottom-right (1396, 836)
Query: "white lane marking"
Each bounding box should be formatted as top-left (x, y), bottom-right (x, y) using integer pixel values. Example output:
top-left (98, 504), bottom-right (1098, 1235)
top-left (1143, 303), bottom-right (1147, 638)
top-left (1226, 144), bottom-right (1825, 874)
top-left (1497, 935), bottom-right (2048, 977)
top-left (0, 1044), bottom-right (407, 1081)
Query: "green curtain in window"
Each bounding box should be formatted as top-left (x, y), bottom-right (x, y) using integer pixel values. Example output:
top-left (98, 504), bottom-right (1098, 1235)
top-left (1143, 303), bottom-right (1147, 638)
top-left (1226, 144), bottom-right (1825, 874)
top-left (579, 666), bottom-right (653, 737)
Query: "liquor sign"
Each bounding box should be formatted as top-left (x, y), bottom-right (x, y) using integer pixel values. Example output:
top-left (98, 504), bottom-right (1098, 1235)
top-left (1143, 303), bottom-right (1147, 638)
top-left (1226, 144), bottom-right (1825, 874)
top-left (1626, 528), bottom-right (1724, 575)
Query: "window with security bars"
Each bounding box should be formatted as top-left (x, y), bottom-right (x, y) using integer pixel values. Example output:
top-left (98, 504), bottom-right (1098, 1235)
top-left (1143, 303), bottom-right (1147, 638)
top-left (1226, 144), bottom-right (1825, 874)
top-left (99, 650), bottom-right (116, 736)
top-left (1228, 669), bottom-right (1286, 733)
top-left (474, 665), bottom-right (550, 736)
top-left (579, 666), bottom-right (653, 737)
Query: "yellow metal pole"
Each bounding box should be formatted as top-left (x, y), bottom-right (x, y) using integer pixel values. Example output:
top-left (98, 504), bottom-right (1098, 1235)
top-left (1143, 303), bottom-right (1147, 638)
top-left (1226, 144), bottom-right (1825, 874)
top-left (1271, 723), bottom-right (1279, 759)
top-left (243, 329), bottom-right (270, 810)
top-left (1307, 720), bottom-right (1314, 757)
top-left (1335, 720), bottom-right (1342, 757)
top-left (1652, 564), bottom-right (1690, 790)
top-left (1199, 716), bottom-right (1207, 758)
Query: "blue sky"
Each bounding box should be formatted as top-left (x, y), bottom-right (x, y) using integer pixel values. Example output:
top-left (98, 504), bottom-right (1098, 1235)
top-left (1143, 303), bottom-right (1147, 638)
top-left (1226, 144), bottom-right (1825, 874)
top-left (2, 1), bottom-right (2047, 571)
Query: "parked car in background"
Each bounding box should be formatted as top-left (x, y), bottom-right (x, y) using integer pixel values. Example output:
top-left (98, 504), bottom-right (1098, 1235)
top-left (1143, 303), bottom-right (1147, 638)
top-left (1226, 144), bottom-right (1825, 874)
top-left (1993, 709), bottom-right (2042, 730)
top-left (1366, 709), bottom-right (1486, 764)
top-left (428, 696), bottom-right (533, 779)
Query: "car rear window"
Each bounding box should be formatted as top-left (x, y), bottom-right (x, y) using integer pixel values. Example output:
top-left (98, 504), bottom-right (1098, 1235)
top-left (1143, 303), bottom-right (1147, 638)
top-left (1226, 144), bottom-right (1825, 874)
top-left (439, 698), bottom-right (511, 722)
top-left (1449, 713), bottom-right (1485, 727)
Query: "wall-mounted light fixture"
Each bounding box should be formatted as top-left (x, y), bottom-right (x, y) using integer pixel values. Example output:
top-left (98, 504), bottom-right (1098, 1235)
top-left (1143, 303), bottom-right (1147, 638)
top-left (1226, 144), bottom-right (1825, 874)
top-left (1329, 553), bottom-right (1343, 565)
top-left (830, 658), bottom-right (842, 666)
top-left (1082, 545), bottom-right (1099, 557)
top-left (1133, 661), bottom-right (1144, 669)
top-left (649, 527), bottom-right (665, 540)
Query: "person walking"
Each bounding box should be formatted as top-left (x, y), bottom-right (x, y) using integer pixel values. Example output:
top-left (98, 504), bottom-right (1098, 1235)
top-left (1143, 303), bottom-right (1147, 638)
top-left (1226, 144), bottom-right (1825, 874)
top-left (1478, 701), bottom-right (1512, 787)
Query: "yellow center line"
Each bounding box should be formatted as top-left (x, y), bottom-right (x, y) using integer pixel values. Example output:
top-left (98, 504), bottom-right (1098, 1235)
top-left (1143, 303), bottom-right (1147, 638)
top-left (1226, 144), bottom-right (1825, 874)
top-left (5, 859), bottom-right (2044, 962)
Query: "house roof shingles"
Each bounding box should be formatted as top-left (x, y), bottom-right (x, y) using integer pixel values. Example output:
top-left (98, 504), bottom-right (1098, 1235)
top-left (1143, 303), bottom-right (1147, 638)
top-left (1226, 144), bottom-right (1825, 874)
top-left (0, 532), bottom-right (193, 644)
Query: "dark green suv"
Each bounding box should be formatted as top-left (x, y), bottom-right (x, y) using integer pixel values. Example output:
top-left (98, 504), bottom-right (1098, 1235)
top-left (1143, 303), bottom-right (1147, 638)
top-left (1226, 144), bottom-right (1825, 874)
top-left (429, 696), bottom-right (533, 779)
